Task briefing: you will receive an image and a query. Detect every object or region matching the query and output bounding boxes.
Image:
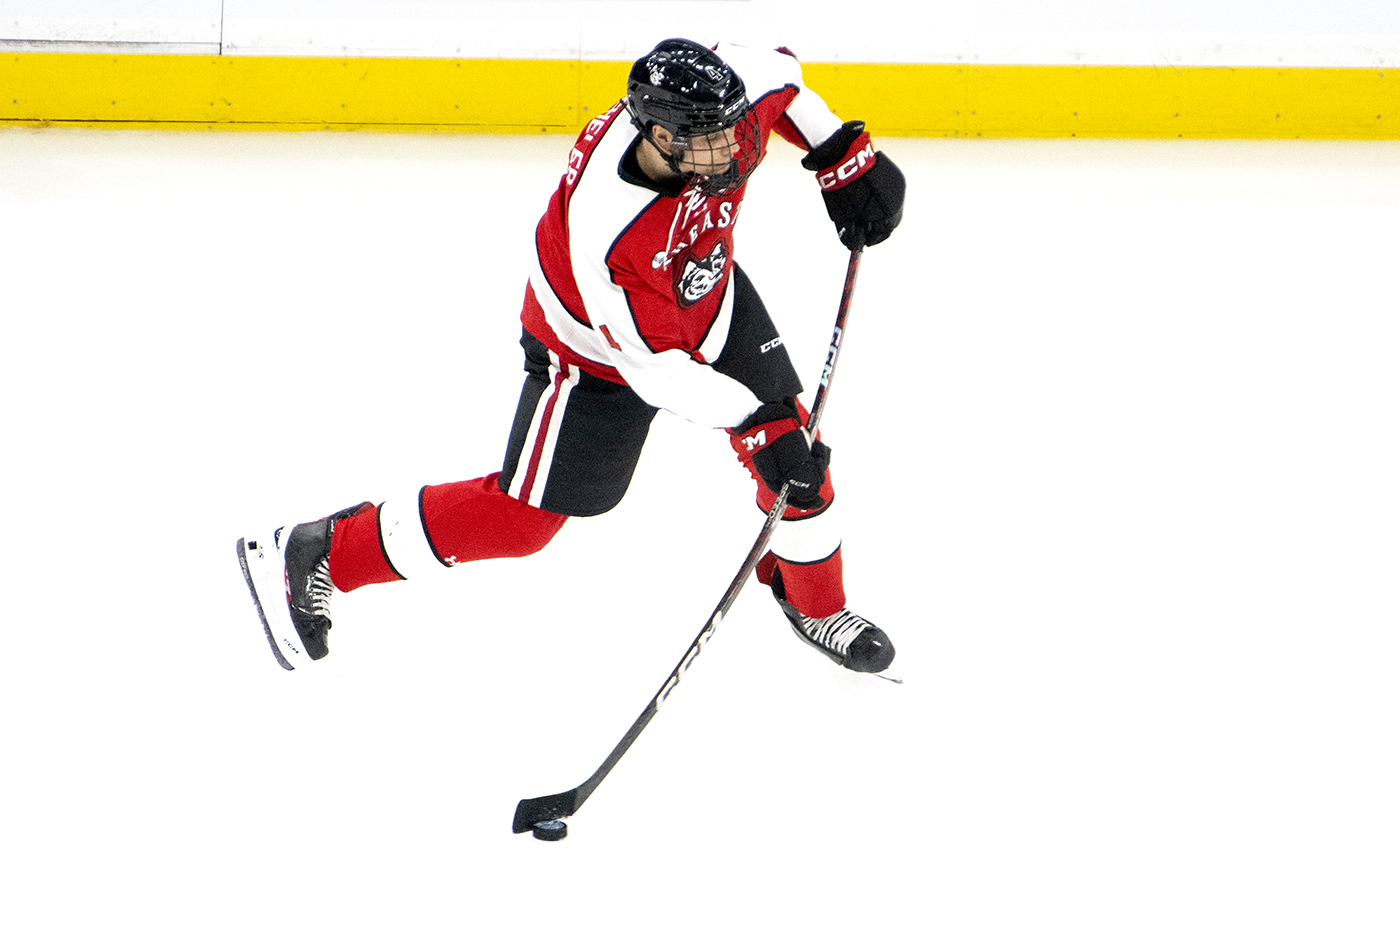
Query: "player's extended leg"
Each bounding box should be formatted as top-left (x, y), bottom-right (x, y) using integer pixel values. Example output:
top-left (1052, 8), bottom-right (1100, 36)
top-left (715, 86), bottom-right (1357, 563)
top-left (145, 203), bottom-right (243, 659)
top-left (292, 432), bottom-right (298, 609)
top-left (237, 329), bottom-right (658, 669)
top-left (237, 480), bottom-right (567, 670)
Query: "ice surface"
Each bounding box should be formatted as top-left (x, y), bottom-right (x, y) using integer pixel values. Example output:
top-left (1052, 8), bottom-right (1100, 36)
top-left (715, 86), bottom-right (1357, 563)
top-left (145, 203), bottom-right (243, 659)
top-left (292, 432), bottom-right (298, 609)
top-left (1, 126), bottom-right (1397, 932)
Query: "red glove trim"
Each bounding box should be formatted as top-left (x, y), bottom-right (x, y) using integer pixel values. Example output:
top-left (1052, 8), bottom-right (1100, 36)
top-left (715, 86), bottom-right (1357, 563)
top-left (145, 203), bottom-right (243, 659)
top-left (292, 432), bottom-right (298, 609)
top-left (729, 414), bottom-right (801, 461)
top-left (813, 131), bottom-right (875, 192)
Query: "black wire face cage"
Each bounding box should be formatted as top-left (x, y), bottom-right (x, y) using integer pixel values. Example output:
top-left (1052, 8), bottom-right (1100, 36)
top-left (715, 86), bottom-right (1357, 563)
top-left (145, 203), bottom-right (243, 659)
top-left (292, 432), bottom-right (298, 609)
top-left (626, 39), bottom-right (759, 196)
top-left (678, 108), bottom-right (761, 197)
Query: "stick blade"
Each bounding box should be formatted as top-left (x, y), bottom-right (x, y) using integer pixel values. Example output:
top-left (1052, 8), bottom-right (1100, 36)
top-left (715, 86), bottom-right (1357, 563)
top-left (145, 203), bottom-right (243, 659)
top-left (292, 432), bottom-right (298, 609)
top-left (513, 789), bottom-right (583, 834)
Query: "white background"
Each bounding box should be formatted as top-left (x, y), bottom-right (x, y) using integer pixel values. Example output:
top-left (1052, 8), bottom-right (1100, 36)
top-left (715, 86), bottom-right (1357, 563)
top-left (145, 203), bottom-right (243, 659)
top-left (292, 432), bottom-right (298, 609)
top-left (2, 0), bottom-right (1399, 64)
top-left (1, 125), bottom-right (1397, 930)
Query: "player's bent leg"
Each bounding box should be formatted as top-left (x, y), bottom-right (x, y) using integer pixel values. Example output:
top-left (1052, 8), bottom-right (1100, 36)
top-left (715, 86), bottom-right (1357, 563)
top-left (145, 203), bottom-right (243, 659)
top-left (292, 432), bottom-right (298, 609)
top-left (756, 471), bottom-right (897, 675)
top-left (708, 265), bottom-right (895, 671)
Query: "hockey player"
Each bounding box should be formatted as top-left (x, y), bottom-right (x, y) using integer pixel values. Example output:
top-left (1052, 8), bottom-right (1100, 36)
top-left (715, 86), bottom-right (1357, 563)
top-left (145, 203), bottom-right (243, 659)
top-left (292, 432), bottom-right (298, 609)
top-left (237, 38), bottom-right (906, 675)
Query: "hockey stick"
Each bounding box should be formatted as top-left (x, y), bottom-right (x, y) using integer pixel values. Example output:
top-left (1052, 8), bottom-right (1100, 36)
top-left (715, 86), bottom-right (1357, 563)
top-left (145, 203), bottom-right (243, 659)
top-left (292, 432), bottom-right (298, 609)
top-left (512, 247), bottom-right (864, 838)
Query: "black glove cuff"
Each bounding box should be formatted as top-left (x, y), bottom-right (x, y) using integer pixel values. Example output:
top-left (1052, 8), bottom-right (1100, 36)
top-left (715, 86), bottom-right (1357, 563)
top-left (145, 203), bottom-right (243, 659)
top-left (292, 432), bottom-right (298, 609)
top-left (732, 401), bottom-right (799, 435)
top-left (801, 121), bottom-right (868, 172)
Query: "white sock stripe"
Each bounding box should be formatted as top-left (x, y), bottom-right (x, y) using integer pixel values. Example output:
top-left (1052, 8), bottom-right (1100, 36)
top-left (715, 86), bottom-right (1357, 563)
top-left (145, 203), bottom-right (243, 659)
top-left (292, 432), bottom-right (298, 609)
top-left (770, 494), bottom-right (843, 564)
top-left (377, 490), bottom-right (450, 579)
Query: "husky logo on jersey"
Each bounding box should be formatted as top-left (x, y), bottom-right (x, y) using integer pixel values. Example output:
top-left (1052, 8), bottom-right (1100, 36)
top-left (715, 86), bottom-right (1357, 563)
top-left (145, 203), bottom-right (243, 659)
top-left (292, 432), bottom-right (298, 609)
top-left (651, 201), bottom-right (739, 271)
top-left (674, 240), bottom-right (728, 308)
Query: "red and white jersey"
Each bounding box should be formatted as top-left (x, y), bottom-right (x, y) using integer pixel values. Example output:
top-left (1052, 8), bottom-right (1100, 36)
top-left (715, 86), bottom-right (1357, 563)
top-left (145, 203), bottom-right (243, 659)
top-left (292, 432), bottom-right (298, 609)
top-left (520, 43), bottom-right (845, 429)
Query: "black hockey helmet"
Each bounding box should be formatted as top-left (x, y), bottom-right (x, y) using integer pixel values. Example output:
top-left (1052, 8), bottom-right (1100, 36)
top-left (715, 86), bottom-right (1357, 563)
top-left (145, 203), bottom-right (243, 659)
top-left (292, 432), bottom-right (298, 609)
top-left (626, 39), bottom-right (750, 143)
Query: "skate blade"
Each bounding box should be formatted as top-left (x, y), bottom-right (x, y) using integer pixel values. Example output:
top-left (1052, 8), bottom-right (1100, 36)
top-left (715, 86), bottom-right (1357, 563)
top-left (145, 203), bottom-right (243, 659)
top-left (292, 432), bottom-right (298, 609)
top-left (236, 536), bottom-right (296, 671)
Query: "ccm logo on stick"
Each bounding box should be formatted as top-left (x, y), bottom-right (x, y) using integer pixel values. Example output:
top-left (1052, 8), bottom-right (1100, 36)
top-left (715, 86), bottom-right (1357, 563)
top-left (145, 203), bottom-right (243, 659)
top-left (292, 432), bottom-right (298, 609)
top-left (820, 325), bottom-right (844, 387)
top-left (656, 611), bottom-right (722, 710)
top-left (816, 143), bottom-right (875, 191)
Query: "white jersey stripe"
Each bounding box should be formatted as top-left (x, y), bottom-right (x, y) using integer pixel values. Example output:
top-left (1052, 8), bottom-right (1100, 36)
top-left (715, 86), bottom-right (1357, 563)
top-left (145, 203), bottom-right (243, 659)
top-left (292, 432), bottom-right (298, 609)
top-left (694, 274), bottom-right (736, 364)
top-left (529, 252), bottom-right (611, 367)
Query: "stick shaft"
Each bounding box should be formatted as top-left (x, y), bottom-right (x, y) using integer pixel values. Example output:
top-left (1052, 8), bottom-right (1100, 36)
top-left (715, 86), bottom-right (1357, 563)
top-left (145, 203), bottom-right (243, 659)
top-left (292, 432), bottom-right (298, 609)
top-left (512, 248), bottom-right (864, 833)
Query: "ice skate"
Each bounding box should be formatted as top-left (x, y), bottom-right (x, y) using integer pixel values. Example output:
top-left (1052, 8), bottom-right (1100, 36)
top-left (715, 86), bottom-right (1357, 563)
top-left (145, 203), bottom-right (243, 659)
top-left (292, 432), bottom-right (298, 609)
top-left (771, 569), bottom-right (897, 677)
top-left (235, 503), bottom-right (367, 670)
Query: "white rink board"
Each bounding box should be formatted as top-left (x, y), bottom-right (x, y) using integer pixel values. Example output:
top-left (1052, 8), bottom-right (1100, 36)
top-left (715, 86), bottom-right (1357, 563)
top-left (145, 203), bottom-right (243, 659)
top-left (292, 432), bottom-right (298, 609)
top-left (0, 0), bottom-right (221, 51)
top-left (2, 0), bottom-right (1400, 65)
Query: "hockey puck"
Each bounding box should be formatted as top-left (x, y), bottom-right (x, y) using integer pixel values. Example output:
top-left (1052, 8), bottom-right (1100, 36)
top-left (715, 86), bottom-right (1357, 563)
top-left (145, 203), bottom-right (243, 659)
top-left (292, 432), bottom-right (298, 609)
top-left (531, 820), bottom-right (568, 841)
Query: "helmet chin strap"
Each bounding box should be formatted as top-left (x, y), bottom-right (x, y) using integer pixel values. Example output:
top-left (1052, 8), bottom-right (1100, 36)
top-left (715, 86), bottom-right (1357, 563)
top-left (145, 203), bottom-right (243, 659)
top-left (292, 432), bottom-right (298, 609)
top-left (643, 133), bottom-right (690, 179)
top-left (642, 131), bottom-right (737, 195)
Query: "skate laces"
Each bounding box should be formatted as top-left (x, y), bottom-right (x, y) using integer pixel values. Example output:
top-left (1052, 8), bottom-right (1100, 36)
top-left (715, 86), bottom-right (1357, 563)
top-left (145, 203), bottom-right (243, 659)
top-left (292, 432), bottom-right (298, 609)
top-left (304, 557), bottom-right (335, 622)
top-left (798, 608), bottom-right (869, 656)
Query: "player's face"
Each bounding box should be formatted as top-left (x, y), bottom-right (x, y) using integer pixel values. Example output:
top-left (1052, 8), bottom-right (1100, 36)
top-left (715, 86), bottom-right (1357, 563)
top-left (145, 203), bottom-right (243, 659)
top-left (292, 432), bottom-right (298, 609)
top-left (673, 126), bottom-right (738, 177)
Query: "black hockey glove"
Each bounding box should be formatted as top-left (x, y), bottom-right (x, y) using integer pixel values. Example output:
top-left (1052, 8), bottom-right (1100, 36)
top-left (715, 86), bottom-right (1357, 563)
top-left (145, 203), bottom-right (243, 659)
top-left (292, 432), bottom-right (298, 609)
top-left (728, 402), bottom-right (831, 509)
top-left (801, 121), bottom-right (906, 250)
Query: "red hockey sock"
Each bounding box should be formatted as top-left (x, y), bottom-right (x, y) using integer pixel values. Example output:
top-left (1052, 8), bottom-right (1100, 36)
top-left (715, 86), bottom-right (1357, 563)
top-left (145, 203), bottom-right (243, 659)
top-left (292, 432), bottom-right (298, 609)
top-left (776, 547), bottom-right (847, 619)
top-left (756, 551), bottom-right (779, 587)
top-left (747, 396), bottom-right (845, 617)
top-left (329, 503), bottom-right (400, 592)
top-left (420, 474), bottom-right (567, 563)
top-left (328, 473), bottom-right (567, 593)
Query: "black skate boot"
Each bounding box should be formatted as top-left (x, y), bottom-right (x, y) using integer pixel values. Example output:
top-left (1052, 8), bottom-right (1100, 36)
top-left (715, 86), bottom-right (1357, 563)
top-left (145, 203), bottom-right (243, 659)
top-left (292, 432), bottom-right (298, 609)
top-left (771, 568), bottom-right (896, 675)
top-left (236, 503), bottom-right (369, 670)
